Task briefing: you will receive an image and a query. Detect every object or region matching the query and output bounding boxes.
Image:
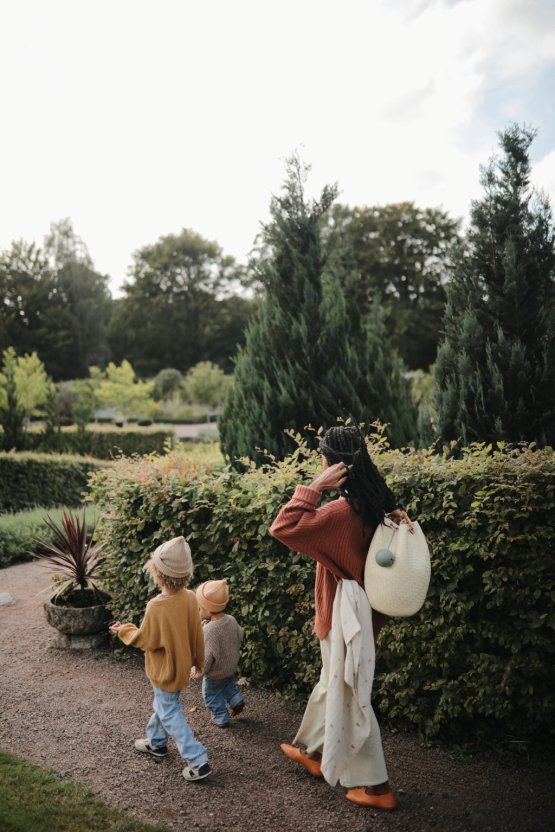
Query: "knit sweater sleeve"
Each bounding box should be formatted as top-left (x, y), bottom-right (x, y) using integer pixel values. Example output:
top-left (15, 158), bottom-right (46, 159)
top-left (117, 602), bottom-right (160, 651)
top-left (269, 485), bottom-right (353, 579)
top-left (202, 623), bottom-right (215, 676)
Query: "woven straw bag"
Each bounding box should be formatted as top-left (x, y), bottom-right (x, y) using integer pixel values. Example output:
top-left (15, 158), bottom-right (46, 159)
top-left (364, 518), bottom-right (431, 617)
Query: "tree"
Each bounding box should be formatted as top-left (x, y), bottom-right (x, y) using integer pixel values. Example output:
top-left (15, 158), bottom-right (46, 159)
top-left (13, 351), bottom-right (50, 421)
top-left (436, 125), bottom-right (555, 447)
top-left (108, 229), bottom-right (251, 375)
top-left (153, 368), bottom-right (183, 402)
top-left (0, 348), bottom-right (25, 450)
top-left (0, 241), bottom-right (70, 377)
top-left (0, 222), bottom-right (112, 380)
top-left (328, 202), bottom-right (460, 369)
top-left (184, 361), bottom-right (230, 408)
top-left (0, 348), bottom-right (50, 449)
top-left (44, 220), bottom-right (112, 379)
top-left (219, 157), bottom-right (417, 463)
top-left (96, 360), bottom-right (154, 421)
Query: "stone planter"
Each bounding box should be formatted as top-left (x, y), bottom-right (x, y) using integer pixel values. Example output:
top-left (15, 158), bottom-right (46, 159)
top-left (44, 594), bottom-right (110, 649)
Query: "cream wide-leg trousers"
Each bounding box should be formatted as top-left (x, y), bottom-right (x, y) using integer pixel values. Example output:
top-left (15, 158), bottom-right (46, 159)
top-left (294, 632), bottom-right (388, 788)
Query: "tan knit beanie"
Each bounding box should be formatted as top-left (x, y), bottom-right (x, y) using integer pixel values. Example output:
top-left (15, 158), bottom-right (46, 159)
top-left (196, 579), bottom-right (229, 612)
top-left (151, 536), bottom-right (192, 578)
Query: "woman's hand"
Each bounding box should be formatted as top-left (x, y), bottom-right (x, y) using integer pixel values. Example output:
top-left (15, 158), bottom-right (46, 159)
top-left (388, 509), bottom-right (415, 533)
top-left (310, 462), bottom-right (349, 493)
top-left (109, 621), bottom-right (123, 633)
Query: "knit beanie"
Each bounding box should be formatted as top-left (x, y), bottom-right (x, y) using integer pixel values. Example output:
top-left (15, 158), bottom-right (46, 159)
top-left (151, 536), bottom-right (192, 578)
top-left (196, 579), bottom-right (229, 612)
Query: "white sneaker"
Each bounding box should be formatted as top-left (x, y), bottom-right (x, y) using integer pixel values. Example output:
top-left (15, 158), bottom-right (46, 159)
top-left (134, 738), bottom-right (168, 758)
top-left (182, 762), bottom-right (212, 781)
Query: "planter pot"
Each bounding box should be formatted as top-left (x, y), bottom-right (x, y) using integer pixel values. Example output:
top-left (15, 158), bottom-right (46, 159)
top-left (44, 590), bottom-right (111, 649)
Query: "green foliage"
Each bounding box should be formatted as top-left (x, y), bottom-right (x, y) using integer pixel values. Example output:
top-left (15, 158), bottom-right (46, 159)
top-left (375, 442), bottom-right (555, 751)
top-left (0, 348), bottom-right (25, 450)
top-left (0, 226), bottom-right (111, 382)
top-left (329, 202), bottom-right (461, 370)
top-left (108, 228), bottom-right (252, 375)
top-left (0, 504), bottom-right (98, 568)
top-left (95, 361), bottom-right (154, 420)
top-left (0, 749), bottom-right (169, 832)
top-left (0, 452), bottom-right (106, 513)
top-left (0, 348), bottom-right (52, 450)
top-left (183, 361), bottom-right (230, 407)
top-left (436, 125), bottom-right (555, 446)
top-left (89, 439), bottom-right (555, 750)
top-left (26, 426), bottom-right (175, 458)
top-left (12, 351), bottom-right (50, 418)
top-left (220, 156), bottom-right (417, 463)
top-left (153, 368), bottom-right (183, 401)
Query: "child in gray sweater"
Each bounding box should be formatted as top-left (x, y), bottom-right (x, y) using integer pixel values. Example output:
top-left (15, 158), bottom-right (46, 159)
top-left (195, 579), bottom-right (245, 727)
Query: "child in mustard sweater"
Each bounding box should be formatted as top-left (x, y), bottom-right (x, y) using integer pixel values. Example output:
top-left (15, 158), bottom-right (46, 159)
top-left (110, 536), bottom-right (211, 782)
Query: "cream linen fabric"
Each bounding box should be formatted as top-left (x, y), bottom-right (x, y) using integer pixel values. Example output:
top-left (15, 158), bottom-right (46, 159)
top-left (295, 580), bottom-right (388, 788)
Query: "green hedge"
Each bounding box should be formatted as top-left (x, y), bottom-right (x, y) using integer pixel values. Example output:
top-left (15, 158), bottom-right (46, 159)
top-left (0, 505), bottom-right (98, 568)
top-left (0, 452), bottom-right (107, 513)
top-left (89, 441), bottom-right (555, 751)
top-left (24, 429), bottom-right (175, 459)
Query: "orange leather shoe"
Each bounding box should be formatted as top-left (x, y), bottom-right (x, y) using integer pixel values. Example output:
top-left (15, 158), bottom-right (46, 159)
top-left (346, 788), bottom-right (397, 810)
top-left (280, 743), bottom-right (323, 778)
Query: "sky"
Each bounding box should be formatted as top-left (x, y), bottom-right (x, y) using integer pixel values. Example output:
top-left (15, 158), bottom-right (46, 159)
top-left (1, 0), bottom-right (554, 296)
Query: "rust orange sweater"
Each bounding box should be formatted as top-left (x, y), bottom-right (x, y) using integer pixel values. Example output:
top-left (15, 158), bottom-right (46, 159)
top-left (270, 485), bottom-right (387, 640)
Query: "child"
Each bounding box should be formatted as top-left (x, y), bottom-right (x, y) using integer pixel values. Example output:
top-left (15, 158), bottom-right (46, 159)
top-left (109, 536), bottom-right (211, 782)
top-left (195, 579), bottom-right (245, 728)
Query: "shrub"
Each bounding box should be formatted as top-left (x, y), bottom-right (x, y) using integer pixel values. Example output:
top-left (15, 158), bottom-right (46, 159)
top-left (0, 505), bottom-right (98, 568)
top-left (25, 427), bottom-right (175, 459)
top-left (89, 440), bottom-right (555, 751)
top-left (0, 452), bottom-right (106, 513)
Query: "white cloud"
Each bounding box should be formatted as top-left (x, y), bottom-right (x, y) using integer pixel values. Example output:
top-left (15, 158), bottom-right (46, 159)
top-left (0, 0), bottom-right (553, 293)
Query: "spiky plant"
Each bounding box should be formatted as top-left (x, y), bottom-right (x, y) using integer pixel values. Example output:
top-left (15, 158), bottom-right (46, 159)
top-left (32, 511), bottom-right (106, 605)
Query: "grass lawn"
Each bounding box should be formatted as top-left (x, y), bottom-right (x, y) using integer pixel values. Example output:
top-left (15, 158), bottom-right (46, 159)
top-left (0, 505), bottom-right (98, 568)
top-left (0, 750), bottom-right (168, 832)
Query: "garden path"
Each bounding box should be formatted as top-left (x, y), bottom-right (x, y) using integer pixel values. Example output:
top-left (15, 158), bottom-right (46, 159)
top-left (0, 560), bottom-right (553, 832)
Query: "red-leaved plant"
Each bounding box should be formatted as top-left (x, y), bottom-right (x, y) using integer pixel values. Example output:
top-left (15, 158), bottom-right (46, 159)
top-left (32, 511), bottom-right (107, 606)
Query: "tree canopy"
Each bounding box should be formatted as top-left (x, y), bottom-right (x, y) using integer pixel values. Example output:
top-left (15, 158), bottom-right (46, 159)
top-left (219, 157), bottom-right (417, 463)
top-left (328, 202), bottom-right (461, 370)
top-left (435, 125), bottom-right (555, 447)
top-left (108, 229), bottom-right (253, 376)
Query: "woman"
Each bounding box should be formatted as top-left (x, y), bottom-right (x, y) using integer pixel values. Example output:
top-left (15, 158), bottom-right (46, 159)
top-left (269, 425), bottom-right (411, 809)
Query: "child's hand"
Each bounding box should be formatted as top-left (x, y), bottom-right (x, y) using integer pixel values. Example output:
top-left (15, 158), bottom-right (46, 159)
top-left (190, 666), bottom-right (203, 680)
top-left (109, 621), bottom-right (123, 633)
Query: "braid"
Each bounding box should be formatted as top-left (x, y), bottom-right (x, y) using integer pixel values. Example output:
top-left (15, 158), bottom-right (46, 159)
top-left (319, 426), bottom-right (396, 528)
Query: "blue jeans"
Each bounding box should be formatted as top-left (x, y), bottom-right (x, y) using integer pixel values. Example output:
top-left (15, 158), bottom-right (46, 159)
top-left (202, 676), bottom-right (244, 726)
top-left (146, 686), bottom-right (208, 767)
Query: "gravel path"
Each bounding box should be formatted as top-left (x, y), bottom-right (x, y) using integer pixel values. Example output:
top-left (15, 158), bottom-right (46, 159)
top-left (1, 560), bottom-right (553, 832)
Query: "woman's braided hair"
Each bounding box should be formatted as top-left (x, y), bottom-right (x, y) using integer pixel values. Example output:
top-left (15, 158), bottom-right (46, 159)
top-left (319, 425), bottom-right (397, 529)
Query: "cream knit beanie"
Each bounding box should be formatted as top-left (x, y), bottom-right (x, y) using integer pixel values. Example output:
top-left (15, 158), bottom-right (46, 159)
top-left (196, 579), bottom-right (229, 612)
top-left (151, 536), bottom-right (193, 578)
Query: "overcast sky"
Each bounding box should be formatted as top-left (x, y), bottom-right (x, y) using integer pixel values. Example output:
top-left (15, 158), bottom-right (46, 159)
top-left (1, 0), bottom-right (554, 296)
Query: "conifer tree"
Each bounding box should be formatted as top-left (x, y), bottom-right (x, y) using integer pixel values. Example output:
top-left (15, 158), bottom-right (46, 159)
top-left (219, 157), bottom-right (417, 463)
top-left (436, 125), bottom-right (555, 446)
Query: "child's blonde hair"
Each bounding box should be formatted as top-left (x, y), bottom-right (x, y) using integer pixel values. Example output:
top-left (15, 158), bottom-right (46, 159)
top-left (145, 558), bottom-right (192, 592)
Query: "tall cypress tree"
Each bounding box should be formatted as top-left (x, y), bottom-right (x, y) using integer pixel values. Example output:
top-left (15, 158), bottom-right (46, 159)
top-left (219, 157), bottom-right (417, 463)
top-left (436, 125), bottom-right (555, 446)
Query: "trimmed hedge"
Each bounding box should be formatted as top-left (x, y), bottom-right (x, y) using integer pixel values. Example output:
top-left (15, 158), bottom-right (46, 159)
top-left (24, 429), bottom-right (175, 459)
top-left (0, 504), bottom-right (98, 568)
top-left (89, 441), bottom-right (555, 751)
top-left (0, 452), bottom-right (107, 513)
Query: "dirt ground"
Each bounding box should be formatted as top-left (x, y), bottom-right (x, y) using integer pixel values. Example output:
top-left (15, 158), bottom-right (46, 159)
top-left (1, 560), bottom-right (553, 832)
